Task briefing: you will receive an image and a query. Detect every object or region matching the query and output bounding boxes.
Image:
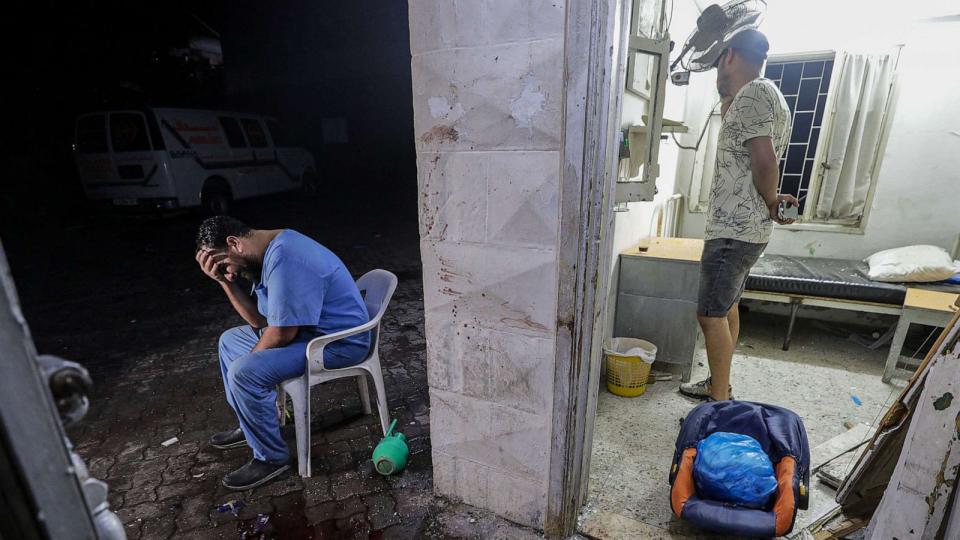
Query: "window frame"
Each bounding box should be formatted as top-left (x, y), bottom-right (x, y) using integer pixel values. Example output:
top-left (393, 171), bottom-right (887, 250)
top-left (774, 50), bottom-right (897, 234)
top-left (766, 51), bottom-right (835, 219)
top-left (240, 118), bottom-right (269, 148)
top-left (265, 119), bottom-right (289, 148)
top-left (767, 51), bottom-right (867, 233)
top-left (687, 50), bottom-right (895, 234)
top-left (217, 116), bottom-right (249, 149)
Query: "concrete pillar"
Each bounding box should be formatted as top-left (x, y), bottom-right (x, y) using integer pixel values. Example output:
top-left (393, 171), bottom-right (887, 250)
top-left (408, 0), bottom-right (567, 528)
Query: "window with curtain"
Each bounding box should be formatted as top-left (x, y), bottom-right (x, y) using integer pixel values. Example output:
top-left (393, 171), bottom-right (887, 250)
top-left (688, 50), bottom-right (897, 230)
top-left (765, 55), bottom-right (835, 215)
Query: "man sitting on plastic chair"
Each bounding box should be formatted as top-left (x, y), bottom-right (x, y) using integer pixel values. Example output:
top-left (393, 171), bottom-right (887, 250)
top-left (194, 216), bottom-right (370, 490)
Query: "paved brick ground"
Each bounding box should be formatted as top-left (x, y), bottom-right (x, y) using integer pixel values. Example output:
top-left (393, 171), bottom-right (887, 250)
top-left (7, 194), bottom-right (543, 539)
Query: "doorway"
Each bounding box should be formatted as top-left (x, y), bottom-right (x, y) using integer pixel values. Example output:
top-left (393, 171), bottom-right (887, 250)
top-left (556, 0), bottom-right (917, 538)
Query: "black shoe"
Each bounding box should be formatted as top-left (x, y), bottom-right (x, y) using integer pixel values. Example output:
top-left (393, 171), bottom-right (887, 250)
top-left (222, 458), bottom-right (290, 490)
top-left (209, 428), bottom-right (247, 450)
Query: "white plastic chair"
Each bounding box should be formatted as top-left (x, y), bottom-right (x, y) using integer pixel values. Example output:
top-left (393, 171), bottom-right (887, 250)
top-left (278, 269), bottom-right (397, 478)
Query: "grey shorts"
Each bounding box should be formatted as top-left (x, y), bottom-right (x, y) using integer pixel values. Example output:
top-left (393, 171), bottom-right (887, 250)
top-left (697, 238), bottom-right (767, 317)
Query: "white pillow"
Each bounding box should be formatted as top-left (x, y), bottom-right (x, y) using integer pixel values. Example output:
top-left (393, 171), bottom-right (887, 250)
top-left (864, 245), bottom-right (958, 283)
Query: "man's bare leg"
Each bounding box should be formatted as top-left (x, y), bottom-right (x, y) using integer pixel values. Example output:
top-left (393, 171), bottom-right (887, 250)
top-left (727, 301), bottom-right (740, 346)
top-left (698, 314), bottom-right (733, 401)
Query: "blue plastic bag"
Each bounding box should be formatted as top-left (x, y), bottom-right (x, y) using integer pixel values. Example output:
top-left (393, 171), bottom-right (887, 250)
top-left (693, 431), bottom-right (778, 508)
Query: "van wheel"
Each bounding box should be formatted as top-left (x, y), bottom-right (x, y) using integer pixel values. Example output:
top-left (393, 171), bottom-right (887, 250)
top-left (301, 171), bottom-right (320, 195)
top-left (202, 190), bottom-right (232, 216)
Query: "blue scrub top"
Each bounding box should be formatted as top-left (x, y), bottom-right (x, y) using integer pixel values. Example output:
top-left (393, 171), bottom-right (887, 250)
top-left (254, 230), bottom-right (371, 363)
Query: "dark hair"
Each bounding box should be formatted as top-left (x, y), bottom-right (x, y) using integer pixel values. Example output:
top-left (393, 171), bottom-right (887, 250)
top-left (196, 216), bottom-right (252, 250)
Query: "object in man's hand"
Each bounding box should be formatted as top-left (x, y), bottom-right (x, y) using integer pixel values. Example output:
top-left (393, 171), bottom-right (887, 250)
top-left (778, 199), bottom-right (799, 221)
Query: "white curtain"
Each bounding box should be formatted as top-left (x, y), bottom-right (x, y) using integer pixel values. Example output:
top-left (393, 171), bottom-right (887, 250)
top-left (815, 52), bottom-right (895, 221)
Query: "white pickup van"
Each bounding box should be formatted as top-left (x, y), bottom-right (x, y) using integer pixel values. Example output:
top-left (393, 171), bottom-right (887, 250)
top-left (74, 108), bottom-right (317, 213)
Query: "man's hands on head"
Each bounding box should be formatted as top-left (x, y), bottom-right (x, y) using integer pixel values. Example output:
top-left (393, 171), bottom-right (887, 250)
top-left (197, 247), bottom-right (268, 328)
top-left (196, 248), bottom-right (231, 283)
top-left (768, 194), bottom-right (800, 225)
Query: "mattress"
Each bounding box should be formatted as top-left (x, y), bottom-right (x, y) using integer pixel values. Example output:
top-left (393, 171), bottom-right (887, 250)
top-left (746, 255), bottom-right (908, 306)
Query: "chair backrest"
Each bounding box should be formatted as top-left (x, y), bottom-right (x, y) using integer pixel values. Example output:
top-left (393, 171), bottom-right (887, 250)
top-left (356, 269), bottom-right (398, 347)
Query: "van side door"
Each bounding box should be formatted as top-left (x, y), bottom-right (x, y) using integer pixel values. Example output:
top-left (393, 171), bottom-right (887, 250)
top-left (216, 116), bottom-right (257, 199)
top-left (266, 119), bottom-right (307, 192)
top-left (239, 118), bottom-right (284, 194)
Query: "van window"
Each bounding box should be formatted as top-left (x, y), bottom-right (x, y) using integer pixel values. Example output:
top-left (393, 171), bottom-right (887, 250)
top-left (265, 120), bottom-right (289, 147)
top-left (218, 116), bottom-right (247, 148)
top-left (240, 119), bottom-right (268, 148)
top-left (77, 115), bottom-right (108, 153)
top-left (110, 113), bottom-right (152, 152)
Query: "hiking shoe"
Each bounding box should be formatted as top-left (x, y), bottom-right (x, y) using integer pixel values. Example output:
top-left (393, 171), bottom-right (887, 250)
top-left (209, 428), bottom-right (247, 450)
top-left (678, 377), bottom-right (734, 401)
top-left (222, 458), bottom-right (290, 490)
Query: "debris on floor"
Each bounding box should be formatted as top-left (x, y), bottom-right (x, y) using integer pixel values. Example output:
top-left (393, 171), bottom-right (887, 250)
top-left (808, 311), bottom-right (960, 538)
top-left (238, 514), bottom-right (270, 539)
top-left (217, 499), bottom-right (245, 517)
top-left (160, 436), bottom-right (179, 447)
top-left (582, 310), bottom-right (900, 538)
top-left (648, 370), bottom-right (673, 382)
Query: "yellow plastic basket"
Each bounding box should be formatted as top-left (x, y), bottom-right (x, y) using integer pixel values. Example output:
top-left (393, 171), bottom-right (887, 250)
top-left (604, 338), bottom-right (657, 397)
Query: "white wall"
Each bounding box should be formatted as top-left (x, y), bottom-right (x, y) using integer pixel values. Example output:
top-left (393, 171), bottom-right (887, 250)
top-left (611, 0), bottom-right (699, 257)
top-left (409, 0), bottom-right (566, 527)
top-left (605, 0), bottom-right (696, 343)
top-left (674, 0), bottom-right (960, 259)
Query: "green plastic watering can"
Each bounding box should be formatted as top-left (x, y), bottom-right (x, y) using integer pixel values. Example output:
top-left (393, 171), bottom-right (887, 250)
top-left (372, 419), bottom-right (408, 475)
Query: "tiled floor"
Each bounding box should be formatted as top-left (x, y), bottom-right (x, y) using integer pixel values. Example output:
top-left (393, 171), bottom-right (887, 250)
top-left (8, 193), bottom-right (543, 539)
top-left (580, 310), bottom-right (910, 539)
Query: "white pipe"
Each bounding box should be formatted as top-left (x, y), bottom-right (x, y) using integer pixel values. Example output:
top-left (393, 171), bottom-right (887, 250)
top-left (649, 202), bottom-right (664, 238)
top-left (662, 193), bottom-right (683, 238)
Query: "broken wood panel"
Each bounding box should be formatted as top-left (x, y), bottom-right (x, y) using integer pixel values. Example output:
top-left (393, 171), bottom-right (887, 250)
top-left (865, 336), bottom-right (960, 539)
top-left (837, 309), bottom-right (960, 511)
top-left (813, 518), bottom-right (867, 540)
top-left (943, 478), bottom-right (960, 539)
top-left (789, 482), bottom-right (842, 539)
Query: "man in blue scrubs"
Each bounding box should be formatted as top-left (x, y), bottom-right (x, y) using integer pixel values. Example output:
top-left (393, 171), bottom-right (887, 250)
top-left (195, 216), bottom-right (370, 490)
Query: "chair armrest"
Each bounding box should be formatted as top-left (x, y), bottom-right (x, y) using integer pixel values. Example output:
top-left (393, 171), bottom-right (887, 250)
top-left (305, 317), bottom-right (379, 371)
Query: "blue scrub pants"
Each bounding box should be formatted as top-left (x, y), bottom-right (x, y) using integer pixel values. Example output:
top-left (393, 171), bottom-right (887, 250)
top-left (218, 326), bottom-right (306, 464)
top-left (218, 325), bottom-right (370, 464)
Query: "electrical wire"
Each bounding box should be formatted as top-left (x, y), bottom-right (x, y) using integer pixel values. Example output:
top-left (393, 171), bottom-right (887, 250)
top-left (666, 0), bottom-right (675, 33)
top-left (658, 0), bottom-right (675, 37)
top-left (833, 323), bottom-right (944, 485)
top-left (671, 101), bottom-right (720, 151)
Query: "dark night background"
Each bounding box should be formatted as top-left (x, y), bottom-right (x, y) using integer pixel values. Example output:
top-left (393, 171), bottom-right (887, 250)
top-left (1, 6), bottom-right (445, 536)
top-left (4, 0), bottom-right (417, 233)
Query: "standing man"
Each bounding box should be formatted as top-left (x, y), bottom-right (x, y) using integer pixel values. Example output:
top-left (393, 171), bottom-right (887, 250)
top-left (679, 29), bottom-right (797, 402)
top-left (195, 216), bottom-right (371, 489)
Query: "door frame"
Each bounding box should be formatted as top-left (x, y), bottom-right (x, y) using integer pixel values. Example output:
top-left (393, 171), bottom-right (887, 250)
top-left (544, 0), bottom-right (630, 535)
top-left (0, 243), bottom-right (97, 539)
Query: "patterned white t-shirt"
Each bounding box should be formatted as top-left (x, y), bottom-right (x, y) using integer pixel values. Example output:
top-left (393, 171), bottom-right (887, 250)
top-left (705, 78), bottom-right (791, 244)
